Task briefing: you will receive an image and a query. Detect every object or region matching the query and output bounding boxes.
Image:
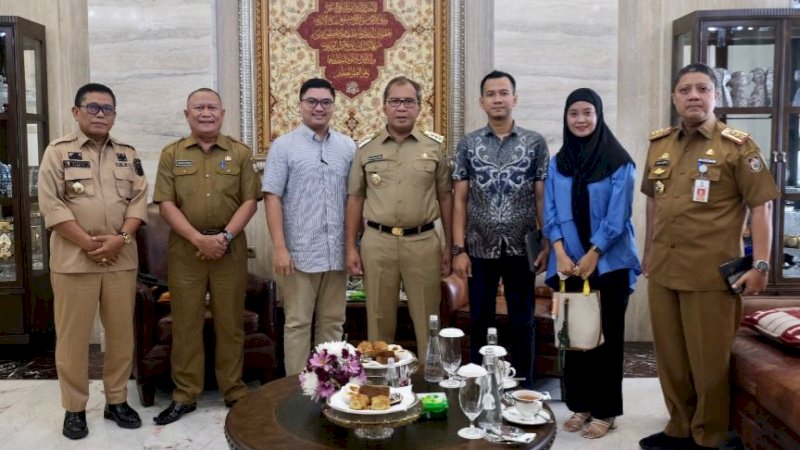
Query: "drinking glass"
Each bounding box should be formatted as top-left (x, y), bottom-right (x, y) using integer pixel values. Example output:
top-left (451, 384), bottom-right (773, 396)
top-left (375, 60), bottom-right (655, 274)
top-left (457, 374), bottom-right (487, 439)
top-left (439, 328), bottom-right (464, 388)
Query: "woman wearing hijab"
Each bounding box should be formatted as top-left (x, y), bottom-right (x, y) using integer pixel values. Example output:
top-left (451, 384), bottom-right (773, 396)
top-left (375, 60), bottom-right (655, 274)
top-left (543, 88), bottom-right (641, 439)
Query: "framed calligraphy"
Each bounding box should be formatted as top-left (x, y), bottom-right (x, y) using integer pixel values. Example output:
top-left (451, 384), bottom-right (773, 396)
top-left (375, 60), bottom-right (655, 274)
top-left (253, 0), bottom-right (450, 157)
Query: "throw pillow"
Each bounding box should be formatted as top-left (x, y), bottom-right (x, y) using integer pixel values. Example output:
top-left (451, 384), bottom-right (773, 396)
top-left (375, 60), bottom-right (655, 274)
top-left (742, 307), bottom-right (800, 348)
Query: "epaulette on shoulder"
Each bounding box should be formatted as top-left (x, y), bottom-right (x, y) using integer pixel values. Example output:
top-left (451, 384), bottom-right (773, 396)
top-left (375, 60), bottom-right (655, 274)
top-left (50, 134), bottom-right (78, 145)
top-left (109, 136), bottom-right (135, 151)
top-left (721, 127), bottom-right (750, 145)
top-left (423, 130), bottom-right (445, 144)
top-left (648, 127), bottom-right (674, 141)
top-left (358, 134), bottom-right (375, 148)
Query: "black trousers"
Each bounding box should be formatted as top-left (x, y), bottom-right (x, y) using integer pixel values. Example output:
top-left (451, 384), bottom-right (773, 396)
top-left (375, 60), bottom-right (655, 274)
top-left (561, 269), bottom-right (629, 418)
top-left (468, 255), bottom-right (536, 387)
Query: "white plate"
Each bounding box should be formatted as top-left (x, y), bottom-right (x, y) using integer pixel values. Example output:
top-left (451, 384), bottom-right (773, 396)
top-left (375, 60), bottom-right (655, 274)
top-left (501, 405), bottom-right (551, 425)
top-left (328, 386), bottom-right (415, 415)
top-left (361, 350), bottom-right (415, 369)
top-left (502, 378), bottom-right (518, 390)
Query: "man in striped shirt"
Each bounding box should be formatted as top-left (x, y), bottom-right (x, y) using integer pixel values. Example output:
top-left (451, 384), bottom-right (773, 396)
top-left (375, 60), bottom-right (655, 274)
top-left (263, 78), bottom-right (357, 375)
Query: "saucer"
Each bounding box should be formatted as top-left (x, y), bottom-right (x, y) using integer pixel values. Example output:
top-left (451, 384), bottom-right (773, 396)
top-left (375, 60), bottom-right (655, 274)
top-left (501, 405), bottom-right (551, 425)
top-left (502, 378), bottom-right (518, 389)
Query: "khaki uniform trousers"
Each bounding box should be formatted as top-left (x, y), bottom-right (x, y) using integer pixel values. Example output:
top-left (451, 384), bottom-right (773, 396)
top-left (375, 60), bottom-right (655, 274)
top-left (279, 270), bottom-right (347, 375)
top-left (53, 270), bottom-right (136, 412)
top-left (361, 227), bottom-right (441, 359)
top-left (648, 280), bottom-right (742, 448)
top-left (168, 235), bottom-right (248, 404)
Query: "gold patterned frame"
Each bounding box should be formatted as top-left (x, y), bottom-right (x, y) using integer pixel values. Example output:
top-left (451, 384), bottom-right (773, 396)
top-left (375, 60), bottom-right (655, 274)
top-left (254, 0), bottom-right (449, 158)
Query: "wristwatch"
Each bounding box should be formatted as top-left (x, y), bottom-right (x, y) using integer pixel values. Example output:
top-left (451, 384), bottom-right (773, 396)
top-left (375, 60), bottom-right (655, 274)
top-left (752, 259), bottom-right (770, 273)
top-left (451, 245), bottom-right (466, 256)
top-left (589, 244), bottom-right (604, 256)
top-left (222, 229), bottom-right (234, 243)
top-left (118, 231), bottom-right (132, 245)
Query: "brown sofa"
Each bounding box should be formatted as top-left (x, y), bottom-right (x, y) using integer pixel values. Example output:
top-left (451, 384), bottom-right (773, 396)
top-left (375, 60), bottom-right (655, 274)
top-left (133, 204), bottom-right (279, 406)
top-left (730, 296), bottom-right (800, 449)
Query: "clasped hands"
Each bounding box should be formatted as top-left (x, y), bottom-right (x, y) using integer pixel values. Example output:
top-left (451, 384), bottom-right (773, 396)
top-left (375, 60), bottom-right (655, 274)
top-left (556, 249), bottom-right (598, 281)
top-left (194, 233), bottom-right (228, 261)
top-left (86, 234), bottom-right (124, 267)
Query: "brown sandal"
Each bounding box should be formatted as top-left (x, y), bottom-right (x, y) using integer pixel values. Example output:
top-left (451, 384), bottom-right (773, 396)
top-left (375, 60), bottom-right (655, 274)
top-left (562, 412), bottom-right (591, 432)
top-left (581, 417), bottom-right (616, 439)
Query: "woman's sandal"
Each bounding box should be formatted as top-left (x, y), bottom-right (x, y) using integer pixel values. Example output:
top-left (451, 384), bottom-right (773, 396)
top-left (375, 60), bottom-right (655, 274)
top-left (581, 417), bottom-right (616, 439)
top-left (562, 412), bottom-right (591, 432)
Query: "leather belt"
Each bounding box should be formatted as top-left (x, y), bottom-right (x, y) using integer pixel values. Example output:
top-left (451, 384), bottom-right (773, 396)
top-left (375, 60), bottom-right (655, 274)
top-left (201, 228), bottom-right (224, 235)
top-left (367, 221), bottom-right (434, 237)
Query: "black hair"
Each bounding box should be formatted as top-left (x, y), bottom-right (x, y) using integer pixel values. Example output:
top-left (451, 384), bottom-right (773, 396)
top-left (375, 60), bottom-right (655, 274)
top-left (74, 83), bottom-right (116, 106)
top-left (480, 70), bottom-right (516, 95)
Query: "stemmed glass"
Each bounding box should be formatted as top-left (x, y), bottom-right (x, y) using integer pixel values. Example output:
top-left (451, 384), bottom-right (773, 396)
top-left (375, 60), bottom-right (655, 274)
top-left (457, 365), bottom-right (488, 439)
top-left (439, 327), bottom-right (465, 388)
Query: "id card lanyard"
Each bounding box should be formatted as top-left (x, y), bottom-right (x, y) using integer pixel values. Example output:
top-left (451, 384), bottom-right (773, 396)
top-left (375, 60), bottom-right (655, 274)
top-left (692, 162), bottom-right (709, 203)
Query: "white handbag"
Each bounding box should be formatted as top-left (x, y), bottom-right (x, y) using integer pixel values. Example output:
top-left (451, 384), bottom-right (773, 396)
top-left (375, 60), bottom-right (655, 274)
top-left (553, 279), bottom-right (604, 351)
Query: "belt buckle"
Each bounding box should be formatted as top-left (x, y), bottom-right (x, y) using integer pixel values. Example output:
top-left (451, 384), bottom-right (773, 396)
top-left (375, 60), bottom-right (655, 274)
top-left (391, 227), bottom-right (404, 236)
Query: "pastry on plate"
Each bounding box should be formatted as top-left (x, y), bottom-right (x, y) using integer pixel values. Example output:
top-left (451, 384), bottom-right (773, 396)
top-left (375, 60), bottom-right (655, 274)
top-left (370, 394), bottom-right (391, 410)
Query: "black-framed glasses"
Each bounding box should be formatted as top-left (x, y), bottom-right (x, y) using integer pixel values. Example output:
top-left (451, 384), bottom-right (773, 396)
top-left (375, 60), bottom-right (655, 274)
top-left (386, 98), bottom-right (419, 108)
top-left (301, 98), bottom-right (334, 109)
top-left (79, 102), bottom-right (116, 115)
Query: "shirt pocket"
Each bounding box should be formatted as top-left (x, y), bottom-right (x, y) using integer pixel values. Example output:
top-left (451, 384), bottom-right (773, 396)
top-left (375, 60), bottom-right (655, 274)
top-left (411, 159), bottom-right (436, 187)
top-left (365, 161), bottom-right (391, 190)
top-left (64, 166), bottom-right (95, 198)
top-left (214, 165), bottom-right (241, 194)
top-left (173, 165), bottom-right (199, 195)
top-left (647, 166), bottom-right (672, 198)
top-left (113, 167), bottom-right (134, 199)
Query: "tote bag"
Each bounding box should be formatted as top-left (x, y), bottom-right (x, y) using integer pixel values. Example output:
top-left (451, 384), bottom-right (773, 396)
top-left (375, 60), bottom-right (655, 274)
top-left (553, 279), bottom-right (604, 351)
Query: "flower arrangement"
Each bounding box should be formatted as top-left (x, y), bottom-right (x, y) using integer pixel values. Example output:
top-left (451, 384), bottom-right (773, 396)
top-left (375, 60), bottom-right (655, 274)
top-left (299, 340), bottom-right (365, 401)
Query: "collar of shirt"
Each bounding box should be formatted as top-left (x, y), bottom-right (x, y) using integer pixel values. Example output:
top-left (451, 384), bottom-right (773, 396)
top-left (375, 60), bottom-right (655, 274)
top-left (481, 121), bottom-right (520, 139)
top-left (76, 129), bottom-right (111, 152)
top-left (678, 115), bottom-right (716, 140)
top-left (299, 123), bottom-right (330, 143)
top-left (378, 126), bottom-right (422, 144)
top-left (183, 133), bottom-right (233, 151)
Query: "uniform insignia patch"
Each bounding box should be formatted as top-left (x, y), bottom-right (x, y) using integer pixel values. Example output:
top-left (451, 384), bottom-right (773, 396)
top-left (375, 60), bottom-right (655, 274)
top-left (698, 158), bottom-right (717, 165)
top-left (68, 152), bottom-right (82, 160)
top-left (367, 154), bottom-right (383, 162)
top-left (176, 160), bottom-right (193, 167)
top-left (371, 173), bottom-right (381, 186)
top-left (63, 160), bottom-right (90, 168)
top-left (423, 130), bottom-right (444, 144)
top-left (655, 180), bottom-right (665, 195)
top-left (649, 127), bottom-right (673, 141)
top-left (747, 154), bottom-right (764, 173)
top-left (134, 158), bottom-right (144, 176)
top-left (358, 135), bottom-right (375, 148)
top-left (655, 159), bottom-right (670, 167)
top-left (705, 148), bottom-right (715, 156)
top-left (116, 153), bottom-right (128, 162)
top-left (652, 167), bottom-right (666, 175)
top-left (721, 127), bottom-right (750, 144)
top-left (115, 162), bottom-right (130, 167)
top-left (224, 155), bottom-right (233, 162)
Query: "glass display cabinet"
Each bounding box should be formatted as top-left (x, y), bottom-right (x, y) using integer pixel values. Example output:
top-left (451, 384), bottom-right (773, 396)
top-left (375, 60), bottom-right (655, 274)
top-left (674, 9), bottom-right (800, 294)
top-left (0, 16), bottom-right (48, 345)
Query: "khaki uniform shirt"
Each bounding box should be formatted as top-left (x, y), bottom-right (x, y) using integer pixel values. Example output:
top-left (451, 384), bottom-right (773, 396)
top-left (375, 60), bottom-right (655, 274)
top-left (348, 127), bottom-right (451, 227)
top-left (38, 131), bottom-right (148, 273)
top-left (152, 134), bottom-right (261, 230)
top-left (641, 116), bottom-right (778, 291)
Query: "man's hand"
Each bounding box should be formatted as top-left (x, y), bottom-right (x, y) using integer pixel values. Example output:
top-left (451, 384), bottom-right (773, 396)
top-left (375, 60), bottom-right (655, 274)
top-left (87, 234), bottom-right (124, 266)
top-left (346, 247), bottom-right (363, 276)
top-left (194, 234), bottom-right (227, 260)
top-left (534, 240), bottom-right (550, 274)
top-left (734, 268), bottom-right (768, 295)
top-left (441, 250), bottom-right (452, 277)
top-left (641, 249), bottom-right (650, 278)
top-left (273, 246), bottom-right (295, 276)
top-left (452, 253), bottom-right (471, 279)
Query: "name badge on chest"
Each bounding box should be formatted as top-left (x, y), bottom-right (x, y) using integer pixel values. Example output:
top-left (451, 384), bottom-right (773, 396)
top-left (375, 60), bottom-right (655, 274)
top-left (693, 163), bottom-right (710, 203)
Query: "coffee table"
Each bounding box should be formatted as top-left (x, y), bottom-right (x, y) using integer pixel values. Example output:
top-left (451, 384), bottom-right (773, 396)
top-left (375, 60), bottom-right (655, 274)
top-left (225, 374), bottom-right (557, 449)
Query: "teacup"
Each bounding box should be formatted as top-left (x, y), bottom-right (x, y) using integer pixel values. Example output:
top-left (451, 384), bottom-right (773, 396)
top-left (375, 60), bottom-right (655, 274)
top-left (497, 359), bottom-right (516, 379)
top-left (511, 390), bottom-right (547, 418)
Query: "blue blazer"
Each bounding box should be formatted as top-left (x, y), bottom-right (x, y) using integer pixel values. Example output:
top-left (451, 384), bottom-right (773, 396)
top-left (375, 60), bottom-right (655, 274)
top-left (543, 160), bottom-right (641, 291)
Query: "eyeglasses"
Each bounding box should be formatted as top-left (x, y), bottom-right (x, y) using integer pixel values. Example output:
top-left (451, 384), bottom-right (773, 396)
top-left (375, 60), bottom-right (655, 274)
top-left (301, 98), bottom-right (334, 109)
top-left (386, 98), bottom-right (419, 108)
top-left (79, 102), bottom-right (116, 115)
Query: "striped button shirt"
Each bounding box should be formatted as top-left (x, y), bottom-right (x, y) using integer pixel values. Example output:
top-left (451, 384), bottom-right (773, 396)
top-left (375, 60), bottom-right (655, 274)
top-left (262, 124), bottom-right (356, 272)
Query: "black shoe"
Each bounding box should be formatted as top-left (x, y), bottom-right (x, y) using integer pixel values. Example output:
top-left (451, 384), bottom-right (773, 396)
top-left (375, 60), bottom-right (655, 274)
top-left (640, 432), bottom-right (695, 450)
top-left (63, 410), bottom-right (88, 440)
top-left (153, 401), bottom-right (196, 425)
top-left (104, 402), bottom-right (142, 429)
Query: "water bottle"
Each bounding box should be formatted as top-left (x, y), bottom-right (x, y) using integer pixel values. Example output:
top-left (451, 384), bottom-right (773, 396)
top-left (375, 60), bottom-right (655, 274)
top-left (480, 348), bottom-right (503, 428)
top-left (386, 357), bottom-right (399, 388)
top-left (424, 314), bottom-right (445, 382)
top-left (487, 327), bottom-right (498, 345)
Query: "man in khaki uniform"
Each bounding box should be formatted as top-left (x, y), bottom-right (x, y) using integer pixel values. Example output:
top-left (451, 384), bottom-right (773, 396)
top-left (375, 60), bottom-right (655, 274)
top-left (38, 83), bottom-right (148, 439)
top-left (345, 76), bottom-right (452, 357)
top-left (640, 63), bottom-right (778, 450)
top-left (152, 88), bottom-right (261, 425)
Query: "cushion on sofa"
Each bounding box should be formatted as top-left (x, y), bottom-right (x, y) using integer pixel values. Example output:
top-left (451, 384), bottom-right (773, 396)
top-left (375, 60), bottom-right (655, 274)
top-left (742, 307), bottom-right (800, 348)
